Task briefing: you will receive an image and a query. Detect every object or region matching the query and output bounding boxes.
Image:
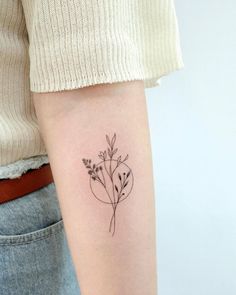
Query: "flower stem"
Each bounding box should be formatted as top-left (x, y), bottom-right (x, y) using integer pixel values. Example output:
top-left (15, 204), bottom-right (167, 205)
top-left (95, 176), bottom-right (114, 208)
top-left (101, 168), bottom-right (106, 187)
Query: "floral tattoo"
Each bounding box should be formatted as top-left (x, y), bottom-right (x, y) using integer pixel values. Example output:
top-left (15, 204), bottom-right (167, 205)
top-left (82, 133), bottom-right (134, 236)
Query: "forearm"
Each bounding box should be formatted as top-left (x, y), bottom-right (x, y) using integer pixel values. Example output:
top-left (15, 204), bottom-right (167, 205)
top-left (33, 81), bottom-right (157, 295)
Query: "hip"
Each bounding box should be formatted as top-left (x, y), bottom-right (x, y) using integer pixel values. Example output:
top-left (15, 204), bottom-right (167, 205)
top-left (0, 182), bottom-right (81, 295)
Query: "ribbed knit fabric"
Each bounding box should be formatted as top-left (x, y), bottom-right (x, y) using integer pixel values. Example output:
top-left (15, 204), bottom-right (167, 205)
top-left (0, 0), bottom-right (184, 171)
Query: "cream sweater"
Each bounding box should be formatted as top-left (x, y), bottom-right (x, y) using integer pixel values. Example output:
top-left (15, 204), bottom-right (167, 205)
top-left (0, 0), bottom-right (184, 178)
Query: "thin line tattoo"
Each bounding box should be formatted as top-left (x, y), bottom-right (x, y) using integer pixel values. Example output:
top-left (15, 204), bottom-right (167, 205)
top-left (82, 133), bottom-right (134, 236)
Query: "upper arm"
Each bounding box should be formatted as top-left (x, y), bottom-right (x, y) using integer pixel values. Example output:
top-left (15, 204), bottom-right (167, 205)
top-left (32, 80), bottom-right (149, 158)
top-left (32, 81), bottom-right (145, 121)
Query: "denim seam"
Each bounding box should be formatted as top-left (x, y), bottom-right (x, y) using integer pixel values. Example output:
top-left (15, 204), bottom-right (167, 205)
top-left (0, 220), bottom-right (64, 246)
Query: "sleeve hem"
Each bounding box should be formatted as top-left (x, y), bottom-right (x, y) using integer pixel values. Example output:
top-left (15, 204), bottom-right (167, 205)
top-left (30, 61), bottom-right (184, 93)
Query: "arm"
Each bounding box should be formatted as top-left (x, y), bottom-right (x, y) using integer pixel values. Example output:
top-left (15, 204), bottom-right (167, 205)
top-left (33, 80), bottom-right (157, 295)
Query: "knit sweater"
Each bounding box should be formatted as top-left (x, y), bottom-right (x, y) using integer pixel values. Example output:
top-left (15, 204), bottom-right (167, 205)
top-left (0, 0), bottom-right (184, 178)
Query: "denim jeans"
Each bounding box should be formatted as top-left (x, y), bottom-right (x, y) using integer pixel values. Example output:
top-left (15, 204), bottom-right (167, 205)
top-left (0, 182), bottom-right (81, 295)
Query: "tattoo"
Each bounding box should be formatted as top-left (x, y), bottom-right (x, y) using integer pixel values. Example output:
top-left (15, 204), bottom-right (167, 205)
top-left (82, 133), bottom-right (134, 236)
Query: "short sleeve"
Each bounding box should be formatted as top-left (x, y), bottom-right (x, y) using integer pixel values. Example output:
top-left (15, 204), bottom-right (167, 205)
top-left (21, 0), bottom-right (184, 93)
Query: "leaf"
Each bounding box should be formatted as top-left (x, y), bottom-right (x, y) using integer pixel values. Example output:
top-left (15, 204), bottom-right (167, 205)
top-left (126, 171), bottom-right (131, 178)
top-left (123, 154), bottom-right (129, 162)
top-left (106, 135), bottom-right (111, 146)
top-left (111, 133), bottom-right (116, 147)
top-left (115, 185), bottom-right (119, 193)
top-left (93, 164), bottom-right (96, 169)
top-left (113, 148), bottom-right (118, 155)
top-left (88, 170), bottom-right (93, 175)
top-left (118, 173), bottom-right (122, 181)
top-left (124, 181), bottom-right (129, 188)
top-left (117, 156), bottom-right (121, 166)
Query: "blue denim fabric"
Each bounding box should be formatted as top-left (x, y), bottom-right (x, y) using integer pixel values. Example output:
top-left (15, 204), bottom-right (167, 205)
top-left (0, 182), bottom-right (81, 295)
top-left (0, 155), bottom-right (50, 179)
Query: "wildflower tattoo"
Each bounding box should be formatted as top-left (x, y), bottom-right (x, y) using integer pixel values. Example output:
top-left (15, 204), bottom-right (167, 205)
top-left (82, 133), bottom-right (134, 236)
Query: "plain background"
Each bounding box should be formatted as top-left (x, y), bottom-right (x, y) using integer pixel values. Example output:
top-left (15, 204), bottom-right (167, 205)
top-left (146, 1), bottom-right (236, 294)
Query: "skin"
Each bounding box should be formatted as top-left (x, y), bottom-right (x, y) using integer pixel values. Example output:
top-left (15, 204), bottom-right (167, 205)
top-left (32, 80), bottom-right (157, 295)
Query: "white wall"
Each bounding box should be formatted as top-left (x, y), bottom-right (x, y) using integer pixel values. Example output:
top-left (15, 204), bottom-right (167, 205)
top-left (146, 1), bottom-right (236, 294)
